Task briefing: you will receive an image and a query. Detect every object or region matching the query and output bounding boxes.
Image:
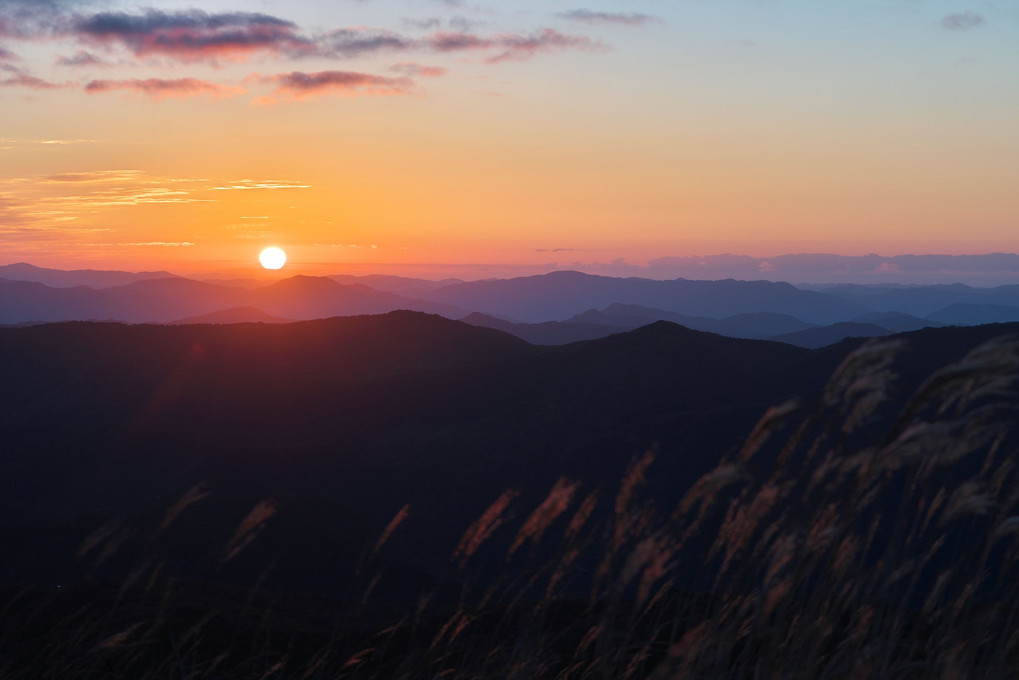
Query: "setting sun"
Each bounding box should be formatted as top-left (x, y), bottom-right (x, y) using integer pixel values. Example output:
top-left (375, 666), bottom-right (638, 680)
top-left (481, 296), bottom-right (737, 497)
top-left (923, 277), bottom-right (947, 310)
top-left (259, 247), bottom-right (287, 270)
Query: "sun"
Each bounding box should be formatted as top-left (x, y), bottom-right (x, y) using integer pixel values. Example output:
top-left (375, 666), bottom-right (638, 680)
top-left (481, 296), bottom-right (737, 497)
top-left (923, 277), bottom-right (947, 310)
top-left (259, 247), bottom-right (287, 270)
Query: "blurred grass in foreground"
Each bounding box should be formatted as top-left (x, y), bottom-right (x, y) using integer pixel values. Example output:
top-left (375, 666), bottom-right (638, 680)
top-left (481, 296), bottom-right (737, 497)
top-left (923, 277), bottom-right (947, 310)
top-left (3, 336), bottom-right (1019, 679)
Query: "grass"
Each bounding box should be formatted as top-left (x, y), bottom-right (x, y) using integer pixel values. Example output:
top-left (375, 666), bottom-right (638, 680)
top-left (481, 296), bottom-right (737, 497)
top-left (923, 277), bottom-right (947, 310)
top-left (3, 335), bottom-right (1019, 678)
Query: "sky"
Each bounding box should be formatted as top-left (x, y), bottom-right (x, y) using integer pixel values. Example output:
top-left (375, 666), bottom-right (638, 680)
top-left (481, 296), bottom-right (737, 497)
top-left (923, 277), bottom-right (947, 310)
top-left (1, 0), bottom-right (1017, 279)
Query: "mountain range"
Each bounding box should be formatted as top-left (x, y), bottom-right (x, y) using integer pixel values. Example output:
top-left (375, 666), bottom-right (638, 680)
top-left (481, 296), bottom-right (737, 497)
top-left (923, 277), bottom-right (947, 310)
top-left (2, 309), bottom-right (1017, 597)
top-left (5, 263), bottom-right (1019, 348)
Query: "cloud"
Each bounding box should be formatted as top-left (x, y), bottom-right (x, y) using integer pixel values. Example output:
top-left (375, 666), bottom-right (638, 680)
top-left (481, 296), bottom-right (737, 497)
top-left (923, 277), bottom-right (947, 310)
top-left (85, 77), bottom-right (245, 100)
top-left (429, 28), bottom-right (606, 63)
top-left (0, 46), bottom-right (18, 60)
top-left (0, 0), bottom-right (104, 38)
top-left (556, 10), bottom-right (661, 27)
top-left (391, 61), bottom-right (446, 77)
top-left (253, 70), bottom-right (413, 103)
top-left (942, 11), bottom-right (985, 30)
top-left (45, 187), bottom-right (205, 206)
top-left (71, 9), bottom-right (315, 62)
top-left (404, 17), bottom-right (443, 31)
top-left (116, 241), bottom-right (195, 247)
top-left (319, 27), bottom-right (416, 58)
top-left (56, 50), bottom-right (108, 67)
top-left (1, 73), bottom-right (69, 89)
top-left (209, 180), bottom-right (310, 190)
top-left (42, 170), bottom-right (143, 182)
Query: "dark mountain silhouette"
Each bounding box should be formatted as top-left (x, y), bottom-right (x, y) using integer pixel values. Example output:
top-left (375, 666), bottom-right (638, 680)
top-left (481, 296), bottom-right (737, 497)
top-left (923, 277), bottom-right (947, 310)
top-left (769, 321), bottom-right (893, 348)
top-left (0, 262), bottom-right (178, 288)
top-left (926, 303), bottom-right (1019, 325)
top-left (569, 304), bottom-right (815, 339)
top-left (568, 304), bottom-right (715, 330)
top-left (420, 271), bottom-right (871, 324)
top-left (0, 312), bottom-right (819, 591)
top-left (460, 312), bottom-right (627, 345)
top-left (172, 306), bottom-right (293, 324)
top-left (4, 310), bottom-right (1017, 601)
top-left (850, 310), bottom-right (943, 332)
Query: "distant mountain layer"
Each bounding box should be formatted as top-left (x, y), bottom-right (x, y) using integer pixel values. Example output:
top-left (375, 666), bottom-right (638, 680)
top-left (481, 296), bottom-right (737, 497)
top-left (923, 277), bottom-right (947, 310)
top-left (418, 271), bottom-right (871, 325)
top-left (7, 265), bottom-right (1019, 339)
top-left (818, 282), bottom-right (1019, 317)
top-left (171, 306), bottom-right (293, 324)
top-left (0, 275), bottom-right (464, 324)
top-left (0, 262), bottom-right (176, 288)
top-left (769, 322), bottom-right (893, 349)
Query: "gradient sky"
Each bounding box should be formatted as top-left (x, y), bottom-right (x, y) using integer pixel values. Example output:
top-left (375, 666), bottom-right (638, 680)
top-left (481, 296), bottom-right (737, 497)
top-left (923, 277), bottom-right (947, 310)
top-left (1, 0), bottom-right (1017, 277)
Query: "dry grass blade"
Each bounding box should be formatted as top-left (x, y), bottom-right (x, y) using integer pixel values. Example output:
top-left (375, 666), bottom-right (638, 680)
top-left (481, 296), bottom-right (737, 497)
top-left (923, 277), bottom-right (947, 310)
top-left (509, 478), bottom-right (580, 558)
top-left (158, 482), bottom-right (211, 533)
top-left (452, 489), bottom-right (518, 568)
top-left (373, 504), bottom-right (410, 556)
top-left (739, 399), bottom-right (800, 462)
top-left (221, 498), bottom-right (278, 564)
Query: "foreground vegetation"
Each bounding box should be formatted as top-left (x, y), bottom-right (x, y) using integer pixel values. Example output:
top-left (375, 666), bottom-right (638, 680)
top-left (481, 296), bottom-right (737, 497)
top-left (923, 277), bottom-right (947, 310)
top-left (3, 335), bottom-right (1019, 678)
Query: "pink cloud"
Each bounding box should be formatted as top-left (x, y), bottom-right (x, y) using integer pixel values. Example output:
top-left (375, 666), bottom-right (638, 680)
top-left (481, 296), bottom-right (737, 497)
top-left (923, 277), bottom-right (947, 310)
top-left (391, 62), bottom-right (447, 78)
top-left (84, 77), bottom-right (245, 100)
top-left (1, 73), bottom-right (69, 89)
top-left (72, 9), bottom-right (315, 62)
top-left (428, 28), bottom-right (606, 63)
top-left (253, 70), bottom-right (414, 104)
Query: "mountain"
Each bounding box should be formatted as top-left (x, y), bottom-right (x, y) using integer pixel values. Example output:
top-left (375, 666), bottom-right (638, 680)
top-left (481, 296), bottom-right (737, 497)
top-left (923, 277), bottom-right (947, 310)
top-left (420, 271), bottom-right (870, 324)
top-left (329, 274), bottom-right (464, 295)
top-left (2, 312), bottom-right (1019, 600)
top-left (0, 312), bottom-right (820, 590)
top-left (460, 311), bottom-right (629, 345)
top-left (172, 306), bottom-right (293, 324)
top-left (850, 311), bottom-right (943, 332)
top-left (250, 276), bottom-right (463, 319)
top-left (926, 303), bottom-right (1019, 326)
top-left (0, 275), bottom-right (466, 324)
top-left (769, 321), bottom-right (893, 348)
top-left (0, 278), bottom-right (119, 323)
top-left (820, 282), bottom-right (1019, 317)
top-left (0, 262), bottom-right (177, 288)
top-left (568, 304), bottom-right (716, 330)
top-left (568, 304), bottom-right (815, 340)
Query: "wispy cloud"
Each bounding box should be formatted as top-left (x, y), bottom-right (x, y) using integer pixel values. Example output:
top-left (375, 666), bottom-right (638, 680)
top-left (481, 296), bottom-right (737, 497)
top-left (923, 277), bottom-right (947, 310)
top-left (319, 28), bottom-right (416, 58)
top-left (209, 180), bottom-right (310, 190)
top-left (85, 77), bottom-right (245, 100)
top-left (0, 137), bottom-right (96, 146)
top-left (252, 70), bottom-right (413, 104)
top-left (429, 28), bottom-right (606, 63)
top-left (71, 9), bottom-right (316, 62)
top-left (115, 241), bottom-right (195, 247)
top-left (56, 50), bottom-right (108, 67)
top-left (42, 170), bottom-right (143, 183)
top-left (391, 61), bottom-right (446, 78)
top-left (44, 187), bottom-right (205, 207)
top-left (556, 10), bottom-right (661, 27)
top-left (1, 73), bottom-right (69, 89)
top-left (942, 11), bottom-right (985, 31)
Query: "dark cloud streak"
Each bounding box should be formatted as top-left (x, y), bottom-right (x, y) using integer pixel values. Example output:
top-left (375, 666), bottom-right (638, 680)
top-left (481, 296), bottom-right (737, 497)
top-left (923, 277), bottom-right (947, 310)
top-left (941, 11), bottom-right (985, 31)
top-left (557, 10), bottom-right (661, 27)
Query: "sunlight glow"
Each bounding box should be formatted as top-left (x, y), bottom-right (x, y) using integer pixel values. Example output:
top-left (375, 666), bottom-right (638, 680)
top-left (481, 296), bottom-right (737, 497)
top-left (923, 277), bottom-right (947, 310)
top-left (259, 247), bottom-right (287, 270)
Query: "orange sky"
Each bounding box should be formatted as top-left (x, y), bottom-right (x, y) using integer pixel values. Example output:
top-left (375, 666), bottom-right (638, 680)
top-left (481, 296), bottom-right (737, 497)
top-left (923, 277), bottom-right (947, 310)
top-left (1, 1), bottom-right (1017, 278)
